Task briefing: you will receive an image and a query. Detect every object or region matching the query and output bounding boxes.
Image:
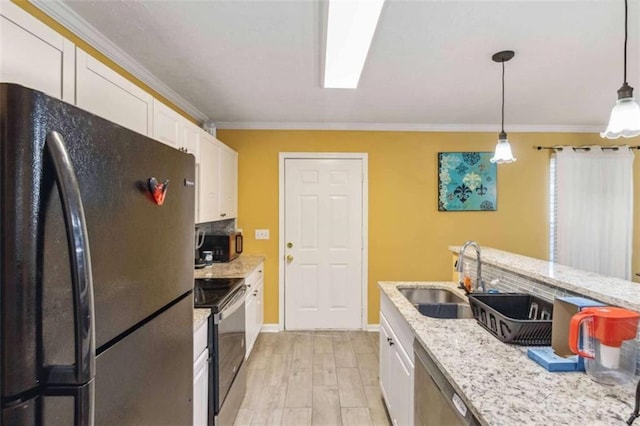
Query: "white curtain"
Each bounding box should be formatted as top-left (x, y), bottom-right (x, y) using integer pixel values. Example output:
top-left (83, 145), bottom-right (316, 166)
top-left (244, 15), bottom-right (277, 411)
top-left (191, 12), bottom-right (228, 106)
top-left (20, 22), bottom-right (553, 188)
top-left (555, 146), bottom-right (634, 280)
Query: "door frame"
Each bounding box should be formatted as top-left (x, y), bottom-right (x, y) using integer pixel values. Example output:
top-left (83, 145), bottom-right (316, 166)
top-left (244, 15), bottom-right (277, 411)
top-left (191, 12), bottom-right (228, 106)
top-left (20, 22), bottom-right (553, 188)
top-left (278, 152), bottom-right (369, 331)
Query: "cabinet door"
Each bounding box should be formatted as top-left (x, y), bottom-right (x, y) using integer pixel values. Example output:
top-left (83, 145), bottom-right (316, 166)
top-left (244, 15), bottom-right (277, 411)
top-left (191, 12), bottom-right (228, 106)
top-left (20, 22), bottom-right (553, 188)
top-left (0, 1), bottom-right (74, 101)
top-left (379, 314), bottom-right (392, 412)
top-left (255, 276), bottom-right (264, 334)
top-left (245, 292), bottom-right (256, 358)
top-left (183, 122), bottom-right (201, 163)
top-left (198, 134), bottom-right (220, 223)
top-left (193, 348), bottom-right (209, 426)
top-left (152, 99), bottom-right (182, 148)
top-left (188, 127), bottom-right (202, 223)
top-left (218, 143), bottom-right (238, 220)
top-left (194, 163), bottom-right (200, 224)
top-left (76, 48), bottom-right (152, 136)
top-left (391, 345), bottom-right (413, 426)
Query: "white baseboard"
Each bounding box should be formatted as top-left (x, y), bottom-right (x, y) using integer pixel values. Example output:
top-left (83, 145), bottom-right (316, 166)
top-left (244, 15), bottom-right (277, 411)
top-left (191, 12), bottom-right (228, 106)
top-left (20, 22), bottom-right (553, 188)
top-left (260, 324), bottom-right (280, 333)
top-left (259, 324), bottom-right (378, 333)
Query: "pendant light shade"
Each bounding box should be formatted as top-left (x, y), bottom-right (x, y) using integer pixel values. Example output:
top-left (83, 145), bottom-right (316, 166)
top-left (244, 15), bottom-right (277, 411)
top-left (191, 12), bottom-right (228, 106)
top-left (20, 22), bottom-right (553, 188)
top-left (492, 132), bottom-right (516, 164)
top-left (601, 0), bottom-right (640, 139)
top-left (490, 50), bottom-right (516, 164)
top-left (601, 86), bottom-right (640, 139)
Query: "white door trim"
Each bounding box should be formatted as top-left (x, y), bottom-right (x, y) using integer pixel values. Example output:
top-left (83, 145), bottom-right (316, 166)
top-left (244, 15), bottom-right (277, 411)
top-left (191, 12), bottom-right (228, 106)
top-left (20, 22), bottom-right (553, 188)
top-left (278, 152), bottom-right (368, 330)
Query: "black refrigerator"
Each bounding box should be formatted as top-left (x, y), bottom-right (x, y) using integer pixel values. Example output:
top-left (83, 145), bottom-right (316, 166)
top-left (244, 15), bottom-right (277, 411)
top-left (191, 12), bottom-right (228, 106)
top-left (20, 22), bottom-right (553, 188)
top-left (1, 84), bottom-right (195, 425)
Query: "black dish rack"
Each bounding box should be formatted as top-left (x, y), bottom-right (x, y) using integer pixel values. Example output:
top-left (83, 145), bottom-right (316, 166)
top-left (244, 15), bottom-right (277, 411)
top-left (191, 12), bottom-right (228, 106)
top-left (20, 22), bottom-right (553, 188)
top-left (467, 293), bottom-right (553, 345)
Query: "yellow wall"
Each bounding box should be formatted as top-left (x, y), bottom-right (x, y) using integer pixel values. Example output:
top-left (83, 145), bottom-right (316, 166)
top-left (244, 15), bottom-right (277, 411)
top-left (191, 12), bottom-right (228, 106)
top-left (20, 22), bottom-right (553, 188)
top-left (218, 129), bottom-right (640, 325)
top-left (10, 0), bottom-right (199, 125)
top-left (11, 0), bottom-right (640, 326)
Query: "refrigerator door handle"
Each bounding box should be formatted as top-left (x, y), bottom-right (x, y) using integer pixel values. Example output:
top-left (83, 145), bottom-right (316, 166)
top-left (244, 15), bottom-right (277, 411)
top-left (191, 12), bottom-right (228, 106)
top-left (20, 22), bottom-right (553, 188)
top-left (43, 131), bottom-right (96, 389)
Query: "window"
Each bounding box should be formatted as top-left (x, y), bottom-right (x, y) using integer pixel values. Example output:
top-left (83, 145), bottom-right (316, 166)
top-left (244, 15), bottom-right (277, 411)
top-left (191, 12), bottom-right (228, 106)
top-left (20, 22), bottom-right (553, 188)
top-left (549, 147), bottom-right (634, 279)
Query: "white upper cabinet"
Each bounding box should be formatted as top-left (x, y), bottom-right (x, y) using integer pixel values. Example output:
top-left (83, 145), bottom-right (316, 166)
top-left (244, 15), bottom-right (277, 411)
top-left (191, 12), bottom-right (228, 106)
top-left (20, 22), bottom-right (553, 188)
top-left (218, 143), bottom-right (238, 220)
top-left (198, 132), bottom-right (221, 223)
top-left (75, 48), bottom-right (152, 136)
top-left (182, 123), bottom-right (201, 224)
top-left (0, 1), bottom-right (74, 102)
top-left (182, 121), bottom-right (201, 163)
top-left (152, 99), bottom-right (182, 148)
top-left (197, 133), bottom-right (237, 223)
top-left (153, 100), bottom-right (202, 161)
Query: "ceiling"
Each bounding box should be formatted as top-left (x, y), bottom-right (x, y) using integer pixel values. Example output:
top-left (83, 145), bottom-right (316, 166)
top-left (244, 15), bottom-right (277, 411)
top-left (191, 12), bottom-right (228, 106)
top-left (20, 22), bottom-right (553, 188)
top-left (57, 0), bottom-right (639, 131)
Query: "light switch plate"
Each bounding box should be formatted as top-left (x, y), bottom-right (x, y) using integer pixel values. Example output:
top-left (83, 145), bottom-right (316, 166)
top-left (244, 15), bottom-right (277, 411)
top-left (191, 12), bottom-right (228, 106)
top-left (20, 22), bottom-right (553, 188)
top-left (255, 229), bottom-right (270, 240)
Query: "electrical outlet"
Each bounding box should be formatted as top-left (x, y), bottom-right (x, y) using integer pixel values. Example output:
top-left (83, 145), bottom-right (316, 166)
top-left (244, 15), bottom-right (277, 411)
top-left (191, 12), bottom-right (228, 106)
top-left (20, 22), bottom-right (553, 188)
top-left (255, 229), bottom-right (270, 240)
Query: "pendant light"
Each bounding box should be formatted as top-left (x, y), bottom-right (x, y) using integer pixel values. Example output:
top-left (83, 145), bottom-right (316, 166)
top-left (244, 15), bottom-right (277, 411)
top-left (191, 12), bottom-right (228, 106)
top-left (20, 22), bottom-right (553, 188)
top-left (490, 50), bottom-right (516, 164)
top-left (601, 0), bottom-right (640, 139)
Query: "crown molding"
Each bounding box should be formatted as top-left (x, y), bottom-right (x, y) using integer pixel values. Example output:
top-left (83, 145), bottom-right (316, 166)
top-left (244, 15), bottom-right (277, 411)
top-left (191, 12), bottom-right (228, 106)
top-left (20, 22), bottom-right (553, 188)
top-left (215, 121), bottom-right (602, 133)
top-left (29, 0), bottom-right (210, 124)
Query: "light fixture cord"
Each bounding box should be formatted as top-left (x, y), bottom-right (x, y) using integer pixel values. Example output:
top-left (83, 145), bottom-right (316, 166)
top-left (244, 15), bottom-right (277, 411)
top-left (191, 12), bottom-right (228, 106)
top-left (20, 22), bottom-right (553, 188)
top-left (501, 60), bottom-right (505, 134)
top-left (624, 0), bottom-right (628, 84)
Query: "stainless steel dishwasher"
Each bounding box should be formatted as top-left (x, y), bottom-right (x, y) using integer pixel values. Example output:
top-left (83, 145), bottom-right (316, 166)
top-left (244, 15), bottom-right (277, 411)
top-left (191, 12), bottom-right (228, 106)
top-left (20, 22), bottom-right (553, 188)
top-left (414, 341), bottom-right (481, 426)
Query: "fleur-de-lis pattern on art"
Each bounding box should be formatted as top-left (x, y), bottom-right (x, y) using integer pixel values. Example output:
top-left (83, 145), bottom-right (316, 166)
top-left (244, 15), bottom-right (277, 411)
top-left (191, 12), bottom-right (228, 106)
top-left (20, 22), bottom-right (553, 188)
top-left (438, 152), bottom-right (496, 211)
top-left (453, 184), bottom-right (472, 202)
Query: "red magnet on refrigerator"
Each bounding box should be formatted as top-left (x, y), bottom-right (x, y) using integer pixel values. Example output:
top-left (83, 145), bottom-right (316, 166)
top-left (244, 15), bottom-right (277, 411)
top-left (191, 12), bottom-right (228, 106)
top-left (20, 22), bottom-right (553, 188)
top-left (148, 177), bottom-right (169, 205)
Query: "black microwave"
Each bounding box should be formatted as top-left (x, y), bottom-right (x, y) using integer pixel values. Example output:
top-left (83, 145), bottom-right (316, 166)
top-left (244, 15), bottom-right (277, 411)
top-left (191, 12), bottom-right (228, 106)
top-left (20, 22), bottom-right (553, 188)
top-left (203, 232), bottom-right (243, 263)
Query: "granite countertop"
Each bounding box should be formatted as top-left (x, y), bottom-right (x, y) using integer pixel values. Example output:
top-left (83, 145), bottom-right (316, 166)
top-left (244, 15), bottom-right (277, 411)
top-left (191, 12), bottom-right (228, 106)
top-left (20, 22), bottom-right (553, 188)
top-left (192, 255), bottom-right (265, 330)
top-left (193, 254), bottom-right (265, 279)
top-left (450, 246), bottom-right (640, 312)
top-left (379, 281), bottom-right (636, 425)
top-left (193, 308), bottom-right (210, 331)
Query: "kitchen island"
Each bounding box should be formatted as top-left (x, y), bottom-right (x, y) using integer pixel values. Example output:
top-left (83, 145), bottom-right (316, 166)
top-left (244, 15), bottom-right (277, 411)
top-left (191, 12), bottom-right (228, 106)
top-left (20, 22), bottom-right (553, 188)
top-left (379, 279), bottom-right (637, 425)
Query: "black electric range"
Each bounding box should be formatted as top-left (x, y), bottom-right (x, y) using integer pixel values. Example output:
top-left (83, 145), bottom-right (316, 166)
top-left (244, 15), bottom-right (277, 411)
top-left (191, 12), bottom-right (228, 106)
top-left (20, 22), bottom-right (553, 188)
top-left (193, 277), bottom-right (247, 426)
top-left (194, 278), bottom-right (245, 312)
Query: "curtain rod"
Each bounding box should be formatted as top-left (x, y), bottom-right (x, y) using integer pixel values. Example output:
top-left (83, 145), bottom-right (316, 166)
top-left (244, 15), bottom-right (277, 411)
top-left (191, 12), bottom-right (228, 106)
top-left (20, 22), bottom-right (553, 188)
top-left (535, 145), bottom-right (640, 152)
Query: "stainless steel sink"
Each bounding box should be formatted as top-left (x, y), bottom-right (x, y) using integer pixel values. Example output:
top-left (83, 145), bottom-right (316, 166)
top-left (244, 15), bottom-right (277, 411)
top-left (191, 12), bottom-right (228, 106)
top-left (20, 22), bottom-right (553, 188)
top-left (398, 287), bottom-right (466, 305)
top-left (416, 303), bottom-right (474, 319)
top-left (398, 287), bottom-right (473, 319)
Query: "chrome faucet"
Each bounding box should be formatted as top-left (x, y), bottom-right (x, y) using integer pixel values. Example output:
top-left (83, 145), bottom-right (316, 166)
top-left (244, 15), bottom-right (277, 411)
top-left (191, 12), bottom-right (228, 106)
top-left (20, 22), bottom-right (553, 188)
top-left (455, 241), bottom-right (485, 293)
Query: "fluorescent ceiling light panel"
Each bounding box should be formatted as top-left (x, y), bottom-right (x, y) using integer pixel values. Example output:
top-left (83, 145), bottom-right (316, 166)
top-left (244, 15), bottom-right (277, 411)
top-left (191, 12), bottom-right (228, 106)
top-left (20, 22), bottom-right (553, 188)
top-left (324, 0), bottom-right (385, 89)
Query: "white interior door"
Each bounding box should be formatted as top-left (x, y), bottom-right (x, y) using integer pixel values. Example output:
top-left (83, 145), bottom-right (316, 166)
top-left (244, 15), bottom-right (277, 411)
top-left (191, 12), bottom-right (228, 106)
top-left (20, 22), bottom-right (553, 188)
top-left (284, 158), bottom-right (363, 330)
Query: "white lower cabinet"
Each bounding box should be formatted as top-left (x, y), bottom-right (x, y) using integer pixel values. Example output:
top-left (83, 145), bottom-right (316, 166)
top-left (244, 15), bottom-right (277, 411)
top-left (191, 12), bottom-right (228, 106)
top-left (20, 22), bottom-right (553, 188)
top-left (244, 263), bottom-right (265, 358)
top-left (193, 347), bottom-right (209, 426)
top-left (193, 319), bottom-right (209, 426)
top-left (380, 293), bottom-right (414, 426)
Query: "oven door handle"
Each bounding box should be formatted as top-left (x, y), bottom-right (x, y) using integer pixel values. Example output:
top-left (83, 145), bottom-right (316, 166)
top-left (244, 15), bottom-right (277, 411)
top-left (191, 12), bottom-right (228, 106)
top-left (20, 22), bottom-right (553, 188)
top-left (214, 286), bottom-right (246, 324)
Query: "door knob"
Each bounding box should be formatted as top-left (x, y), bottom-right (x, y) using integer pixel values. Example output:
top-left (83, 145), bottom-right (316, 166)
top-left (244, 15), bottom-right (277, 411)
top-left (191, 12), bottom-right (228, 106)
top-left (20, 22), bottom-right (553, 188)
top-left (286, 255), bottom-right (294, 262)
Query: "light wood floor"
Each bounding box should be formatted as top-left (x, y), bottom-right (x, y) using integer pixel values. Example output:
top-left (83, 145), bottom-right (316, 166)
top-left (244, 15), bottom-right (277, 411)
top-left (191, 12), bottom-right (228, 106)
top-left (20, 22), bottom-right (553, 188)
top-left (234, 331), bottom-right (391, 426)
